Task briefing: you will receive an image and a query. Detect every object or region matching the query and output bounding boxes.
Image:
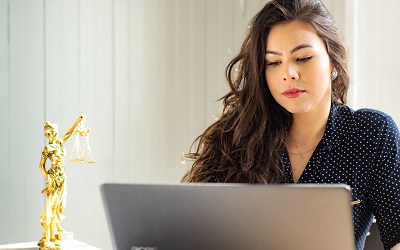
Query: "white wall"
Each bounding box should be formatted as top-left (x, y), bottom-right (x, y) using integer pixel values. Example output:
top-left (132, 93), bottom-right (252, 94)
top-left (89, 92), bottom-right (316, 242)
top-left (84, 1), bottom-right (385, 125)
top-left (1, 0), bottom-right (398, 249)
top-left (350, 0), bottom-right (400, 124)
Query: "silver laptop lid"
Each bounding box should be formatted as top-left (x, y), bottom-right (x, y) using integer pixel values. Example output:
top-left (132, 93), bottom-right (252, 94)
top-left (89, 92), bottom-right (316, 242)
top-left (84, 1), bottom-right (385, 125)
top-left (101, 183), bottom-right (354, 250)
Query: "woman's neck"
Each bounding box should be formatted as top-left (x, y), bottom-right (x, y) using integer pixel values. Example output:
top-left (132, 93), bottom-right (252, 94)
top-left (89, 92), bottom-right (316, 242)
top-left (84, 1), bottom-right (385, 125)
top-left (287, 102), bottom-right (330, 151)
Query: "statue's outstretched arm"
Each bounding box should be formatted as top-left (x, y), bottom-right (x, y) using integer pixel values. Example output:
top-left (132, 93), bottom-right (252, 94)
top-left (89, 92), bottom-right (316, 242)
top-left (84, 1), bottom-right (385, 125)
top-left (61, 115), bottom-right (85, 143)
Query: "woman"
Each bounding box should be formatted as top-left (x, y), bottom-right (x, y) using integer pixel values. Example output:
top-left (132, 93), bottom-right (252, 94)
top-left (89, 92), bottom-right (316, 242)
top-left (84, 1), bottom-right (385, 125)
top-left (181, 0), bottom-right (400, 249)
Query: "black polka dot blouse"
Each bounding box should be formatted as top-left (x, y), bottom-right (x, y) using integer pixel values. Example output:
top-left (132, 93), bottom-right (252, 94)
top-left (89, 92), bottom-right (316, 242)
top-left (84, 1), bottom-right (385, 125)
top-left (281, 101), bottom-right (400, 250)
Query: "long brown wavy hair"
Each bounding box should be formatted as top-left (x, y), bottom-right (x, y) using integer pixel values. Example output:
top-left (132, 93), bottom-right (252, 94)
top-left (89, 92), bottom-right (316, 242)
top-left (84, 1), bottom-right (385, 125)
top-left (181, 0), bottom-right (349, 183)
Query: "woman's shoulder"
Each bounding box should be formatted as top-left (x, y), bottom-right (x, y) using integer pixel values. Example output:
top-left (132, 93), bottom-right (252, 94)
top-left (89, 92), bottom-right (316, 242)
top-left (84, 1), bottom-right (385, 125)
top-left (337, 103), bottom-right (396, 126)
top-left (338, 104), bottom-right (399, 135)
top-left (356, 107), bottom-right (396, 126)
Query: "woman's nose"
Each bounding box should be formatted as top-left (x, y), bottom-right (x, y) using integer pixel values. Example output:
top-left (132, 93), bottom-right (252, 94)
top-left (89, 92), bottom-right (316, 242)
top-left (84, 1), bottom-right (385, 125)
top-left (282, 64), bottom-right (299, 81)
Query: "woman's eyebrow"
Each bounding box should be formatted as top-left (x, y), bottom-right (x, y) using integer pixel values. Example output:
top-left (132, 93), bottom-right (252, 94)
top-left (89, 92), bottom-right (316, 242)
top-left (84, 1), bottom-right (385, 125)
top-left (265, 50), bottom-right (282, 56)
top-left (265, 44), bottom-right (313, 56)
top-left (290, 44), bottom-right (313, 53)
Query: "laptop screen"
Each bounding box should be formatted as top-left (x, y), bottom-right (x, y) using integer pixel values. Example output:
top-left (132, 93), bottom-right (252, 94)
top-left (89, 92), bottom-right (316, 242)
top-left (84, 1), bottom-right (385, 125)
top-left (101, 183), bottom-right (354, 250)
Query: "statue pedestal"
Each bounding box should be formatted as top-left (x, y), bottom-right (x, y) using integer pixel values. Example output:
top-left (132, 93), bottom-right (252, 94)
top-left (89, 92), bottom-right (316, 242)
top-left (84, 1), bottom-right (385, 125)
top-left (0, 239), bottom-right (100, 250)
top-left (37, 231), bottom-right (75, 250)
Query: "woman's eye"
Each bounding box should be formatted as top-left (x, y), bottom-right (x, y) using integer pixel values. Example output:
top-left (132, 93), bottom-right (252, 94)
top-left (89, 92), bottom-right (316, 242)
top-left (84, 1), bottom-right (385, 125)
top-left (297, 56), bottom-right (313, 63)
top-left (266, 61), bottom-right (281, 67)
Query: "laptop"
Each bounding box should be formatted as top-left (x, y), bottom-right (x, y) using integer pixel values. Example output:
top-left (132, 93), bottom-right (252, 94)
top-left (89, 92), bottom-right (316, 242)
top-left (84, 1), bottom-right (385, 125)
top-left (101, 183), bottom-right (354, 250)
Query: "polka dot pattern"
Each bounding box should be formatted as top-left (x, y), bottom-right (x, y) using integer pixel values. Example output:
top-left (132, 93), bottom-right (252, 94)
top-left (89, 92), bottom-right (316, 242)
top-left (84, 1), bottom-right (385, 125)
top-left (281, 102), bottom-right (400, 250)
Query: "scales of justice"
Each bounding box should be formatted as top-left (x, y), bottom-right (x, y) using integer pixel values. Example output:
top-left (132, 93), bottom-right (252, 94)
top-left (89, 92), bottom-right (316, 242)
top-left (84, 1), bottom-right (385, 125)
top-left (38, 115), bottom-right (95, 250)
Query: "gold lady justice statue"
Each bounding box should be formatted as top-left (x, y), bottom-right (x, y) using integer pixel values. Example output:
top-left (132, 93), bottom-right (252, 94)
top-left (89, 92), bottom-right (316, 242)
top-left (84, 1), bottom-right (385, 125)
top-left (38, 116), bottom-right (94, 250)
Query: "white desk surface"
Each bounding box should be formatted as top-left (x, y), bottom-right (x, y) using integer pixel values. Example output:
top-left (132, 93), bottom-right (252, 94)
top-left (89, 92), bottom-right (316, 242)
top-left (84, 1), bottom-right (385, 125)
top-left (0, 240), bottom-right (101, 250)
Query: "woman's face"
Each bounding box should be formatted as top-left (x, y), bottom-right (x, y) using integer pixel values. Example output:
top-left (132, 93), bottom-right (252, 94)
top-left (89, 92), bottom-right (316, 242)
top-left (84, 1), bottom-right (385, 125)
top-left (265, 20), bottom-right (333, 115)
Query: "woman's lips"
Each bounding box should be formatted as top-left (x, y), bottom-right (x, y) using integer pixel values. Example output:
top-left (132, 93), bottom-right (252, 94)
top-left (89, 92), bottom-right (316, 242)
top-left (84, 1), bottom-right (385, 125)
top-left (282, 88), bottom-right (305, 98)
